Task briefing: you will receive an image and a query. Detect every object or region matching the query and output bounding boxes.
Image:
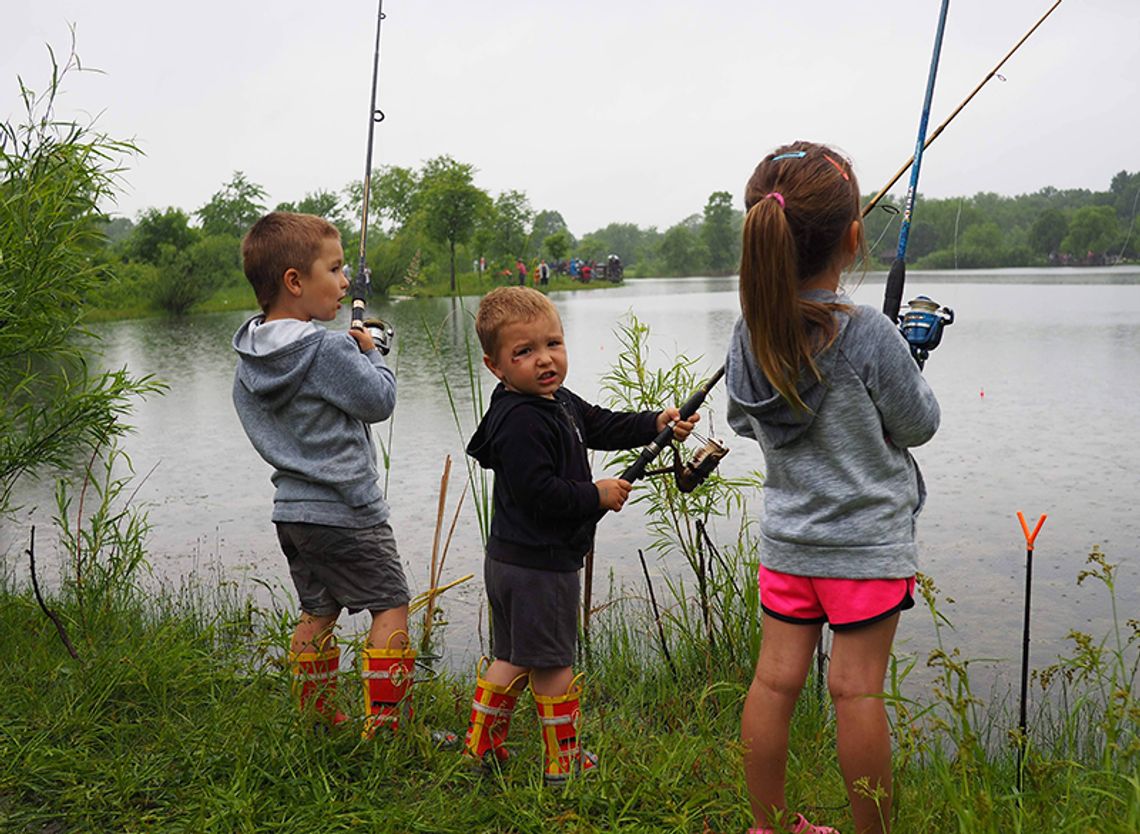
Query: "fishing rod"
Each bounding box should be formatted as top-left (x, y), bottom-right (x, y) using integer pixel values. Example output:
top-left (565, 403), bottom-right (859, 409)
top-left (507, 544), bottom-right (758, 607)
top-left (352, 0), bottom-right (394, 354)
top-left (863, 0), bottom-right (1064, 218)
top-left (621, 366), bottom-right (727, 487)
top-left (873, 0), bottom-right (956, 370)
top-left (867, 1), bottom-right (1064, 366)
top-left (882, 0), bottom-right (950, 326)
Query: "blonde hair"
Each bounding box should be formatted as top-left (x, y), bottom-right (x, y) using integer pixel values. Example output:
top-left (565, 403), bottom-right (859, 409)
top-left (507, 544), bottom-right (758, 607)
top-left (739, 141), bottom-right (866, 411)
top-left (241, 211), bottom-right (340, 312)
top-left (475, 286), bottom-right (561, 356)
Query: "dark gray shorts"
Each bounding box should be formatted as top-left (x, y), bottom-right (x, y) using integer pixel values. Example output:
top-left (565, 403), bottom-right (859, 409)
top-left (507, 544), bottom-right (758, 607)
top-left (485, 558), bottom-right (579, 668)
top-left (276, 521), bottom-right (410, 616)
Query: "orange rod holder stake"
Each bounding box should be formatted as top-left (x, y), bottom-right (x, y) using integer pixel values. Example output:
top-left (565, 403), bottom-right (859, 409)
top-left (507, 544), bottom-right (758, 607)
top-left (1016, 510), bottom-right (1047, 796)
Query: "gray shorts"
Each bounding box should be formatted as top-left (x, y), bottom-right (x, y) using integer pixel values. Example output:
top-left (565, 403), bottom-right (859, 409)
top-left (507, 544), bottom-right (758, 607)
top-left (485, 558), bottom-right (579, 668)
top-left (276, 521), bottom-right (410, 616)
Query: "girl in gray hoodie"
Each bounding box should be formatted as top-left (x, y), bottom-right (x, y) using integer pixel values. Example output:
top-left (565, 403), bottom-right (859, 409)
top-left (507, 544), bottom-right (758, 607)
top-left (726, 142), bottom-right (939, 834)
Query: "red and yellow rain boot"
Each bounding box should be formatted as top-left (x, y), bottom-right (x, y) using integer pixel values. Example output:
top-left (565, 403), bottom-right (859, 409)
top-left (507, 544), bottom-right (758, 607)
top-left (289, 645), bottom-right (348, 726)
top-left (533, 673), bottom-right (599, 785)
top-left (360, 631), bottom-right (415, 740)
top-left (463, 658), bottom-right (527, 767)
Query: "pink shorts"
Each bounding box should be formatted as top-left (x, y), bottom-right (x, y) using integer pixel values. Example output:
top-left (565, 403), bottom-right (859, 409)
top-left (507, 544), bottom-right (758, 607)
top-left (758, 565), bottom-right (915, 632)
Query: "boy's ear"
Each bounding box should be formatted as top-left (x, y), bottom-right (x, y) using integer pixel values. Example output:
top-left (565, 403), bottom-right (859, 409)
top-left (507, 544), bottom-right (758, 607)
top-left (482, 353), bottom-right (502, 380)
top-left (282, 267), bottom-right (304, 298)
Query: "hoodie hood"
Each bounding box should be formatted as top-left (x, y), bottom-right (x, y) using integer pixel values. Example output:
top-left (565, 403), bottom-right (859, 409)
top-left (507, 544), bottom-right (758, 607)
top-left (467, 384), bottom-right (552, 467)
top-left (232, 315), bottom-right (325, 410)
top-left (726, 290), bottom-right (852, 449)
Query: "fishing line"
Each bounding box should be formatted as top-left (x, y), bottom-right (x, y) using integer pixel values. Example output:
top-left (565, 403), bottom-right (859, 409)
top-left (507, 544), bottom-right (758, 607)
top-left (864, 0), bottom-right (1065, 218)
top-left (1115, 185), bottom-right (1140, 262)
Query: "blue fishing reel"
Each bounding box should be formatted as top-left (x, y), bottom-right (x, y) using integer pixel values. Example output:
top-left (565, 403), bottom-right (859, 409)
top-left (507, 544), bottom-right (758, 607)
top-left (899, 295), bottom-right (953, 368)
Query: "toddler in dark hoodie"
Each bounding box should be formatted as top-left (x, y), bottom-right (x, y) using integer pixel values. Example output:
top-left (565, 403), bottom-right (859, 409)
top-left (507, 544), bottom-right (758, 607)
top-left (460, 286), bottom-right (695, 783)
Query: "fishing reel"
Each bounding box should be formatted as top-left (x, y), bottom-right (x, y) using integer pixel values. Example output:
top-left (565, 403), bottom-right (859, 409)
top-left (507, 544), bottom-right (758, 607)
top-left (899, 295), bottom-right (953, 368)
top-left (361, 318), bottom-right (394, 356)
top-left (643, 434), bottom-right (730, 493)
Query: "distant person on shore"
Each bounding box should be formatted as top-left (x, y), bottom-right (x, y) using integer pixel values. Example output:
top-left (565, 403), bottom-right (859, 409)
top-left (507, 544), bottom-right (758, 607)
top-left (516, 258), bottom-right (527, 287)
top-left (460, 286), bottom-right (697, 782)
top-left (539, 259), bottom-right (550, 285)
top-left (725, 143), bottom-right (940, 834)
top-left (231, 211), bottom-right (455, 745)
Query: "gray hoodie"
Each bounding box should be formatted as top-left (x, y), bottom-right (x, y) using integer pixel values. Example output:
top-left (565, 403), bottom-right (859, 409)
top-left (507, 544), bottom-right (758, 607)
top-left (725, 291), bottom-right (940, 579)
top-left (232, 315), bottom-right (396, 528)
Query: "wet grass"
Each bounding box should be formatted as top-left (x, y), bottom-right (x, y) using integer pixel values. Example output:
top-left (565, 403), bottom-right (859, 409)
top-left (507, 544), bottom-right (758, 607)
top-left (1, 543), bottom-right (1136, 833)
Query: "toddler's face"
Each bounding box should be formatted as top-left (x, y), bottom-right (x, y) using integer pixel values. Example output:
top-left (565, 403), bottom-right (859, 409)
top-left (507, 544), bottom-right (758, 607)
top-left (484, 313), bottom-right (567, 399)
top-left (298, 237), bottom-right (349, 322)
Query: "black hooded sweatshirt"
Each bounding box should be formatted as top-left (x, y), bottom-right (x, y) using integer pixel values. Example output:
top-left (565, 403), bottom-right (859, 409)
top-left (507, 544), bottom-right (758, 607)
top-left (466, 384), bottom-right (660, 571)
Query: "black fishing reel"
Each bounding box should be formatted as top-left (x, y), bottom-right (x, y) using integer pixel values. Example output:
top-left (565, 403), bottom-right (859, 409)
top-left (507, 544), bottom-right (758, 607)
top-left (899, 295), bottom-right (953, 368)
top-left (643, 435), bottom-right (730, 493)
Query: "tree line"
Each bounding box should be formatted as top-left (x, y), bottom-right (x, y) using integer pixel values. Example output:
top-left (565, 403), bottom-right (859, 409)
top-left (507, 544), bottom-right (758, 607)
top-left (95, 159), bottom-right (1140, 315)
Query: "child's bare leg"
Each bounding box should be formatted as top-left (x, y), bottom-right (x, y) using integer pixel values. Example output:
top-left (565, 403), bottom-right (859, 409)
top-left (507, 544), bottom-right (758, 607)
top-left (291, 611), bottom-right (339, 654)
top-left (366, 604), bottom-right (410, 649)
top-left (483, 659), bottom-right (533, 690)
top-left (829, 614), bottom-right (899, 834)
top-left (741, 615), bottom-right (820, 828)
top-left (529, 666), bottom-right (574, 697)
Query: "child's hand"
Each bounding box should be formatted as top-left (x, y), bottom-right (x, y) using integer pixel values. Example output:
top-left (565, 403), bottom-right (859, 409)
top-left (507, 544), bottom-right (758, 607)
top-left (596, 478), bottom-right (632, 511)
top-left (657, 407), bottom-right (699, 442)
top-left (349, 324), bottom-right (376, 354)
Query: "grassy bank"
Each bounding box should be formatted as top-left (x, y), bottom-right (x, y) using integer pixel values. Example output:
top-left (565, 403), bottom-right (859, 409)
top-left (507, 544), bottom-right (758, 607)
top-left (2, 531), bottom-right (1136, 833)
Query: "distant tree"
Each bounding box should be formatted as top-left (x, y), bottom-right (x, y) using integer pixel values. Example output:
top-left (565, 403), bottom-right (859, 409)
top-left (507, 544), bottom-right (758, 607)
top-left (196, 171), bottom-right (267, 237)
top-left (532, 209), bottom-right (575, 248)
top-left (701, 191), bottom-right (740, 273)
top-left (152, 235), bottom-right (243, 315)
top-left (1061, 205), bottom-right (1120, 258)
top-left (543, 230), bottom-right (571, 263)
top-left (100, 216), bottom-right (134, 246)
top-left (491, 190), bottom-right (533, 261)
top-left (577, 222), bottom-right (648, 265)
top-left (418, 155), bottom-right (491, 292)
top-left (1029, 208), bottom-right (1068, 257)
top-left (905, 221), bottom-right (939, 260)
top-left (350, 165), bottom-right (420, 234)
top-left (275, 189), bottom-right (348, 227)
top-left (127, 207), bottom-right (198, 263)
top-left (659, 223), bottom-right (708, 276)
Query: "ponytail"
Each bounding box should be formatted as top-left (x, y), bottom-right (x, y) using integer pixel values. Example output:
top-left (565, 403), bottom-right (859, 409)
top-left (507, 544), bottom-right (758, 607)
top-left (738, 142), bottom-right (861, 412)
top-left (740, 197), bottom-right (817, 411)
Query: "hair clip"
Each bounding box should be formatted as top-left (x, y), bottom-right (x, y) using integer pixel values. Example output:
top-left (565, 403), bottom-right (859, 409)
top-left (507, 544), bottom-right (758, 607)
top-left (822, 153), bottom-right (851, 181)
top-left (771, 151), bottom-right (807, 162)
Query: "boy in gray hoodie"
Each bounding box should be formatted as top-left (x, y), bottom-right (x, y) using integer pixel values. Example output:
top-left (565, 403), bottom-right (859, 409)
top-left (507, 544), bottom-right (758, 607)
top-left (232, 212), bottom-right (433, 740)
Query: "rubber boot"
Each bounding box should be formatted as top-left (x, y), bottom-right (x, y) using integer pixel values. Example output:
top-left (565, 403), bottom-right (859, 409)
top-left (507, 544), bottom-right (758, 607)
top-left (533, 673), bottom-right (598, 785)
top-left (361, 631), bottom-right (460, 748)
top-left (463, 658), bottom-right (527, 767)
top-left (360, 631), bottom-right (415, 740)
top-left (289, 645), bottom-right (348, 726)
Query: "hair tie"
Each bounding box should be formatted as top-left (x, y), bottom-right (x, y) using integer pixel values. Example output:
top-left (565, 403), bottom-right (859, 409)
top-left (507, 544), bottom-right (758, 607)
top-left (764, 192), bottom-right (785, 209)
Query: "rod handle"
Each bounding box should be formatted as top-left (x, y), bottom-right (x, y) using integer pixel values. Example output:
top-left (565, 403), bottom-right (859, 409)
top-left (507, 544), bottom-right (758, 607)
top-left (883, 257), bottom-right (906, 322)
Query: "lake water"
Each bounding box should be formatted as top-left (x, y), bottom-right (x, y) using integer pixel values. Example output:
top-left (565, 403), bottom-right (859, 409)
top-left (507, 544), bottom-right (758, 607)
top-left (3, 268), bottom-right (1138, 697)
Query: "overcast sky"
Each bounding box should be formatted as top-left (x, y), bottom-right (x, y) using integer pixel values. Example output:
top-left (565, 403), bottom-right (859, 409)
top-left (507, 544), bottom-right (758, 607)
top-left (4, 1), bottom-right (1137, 236)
